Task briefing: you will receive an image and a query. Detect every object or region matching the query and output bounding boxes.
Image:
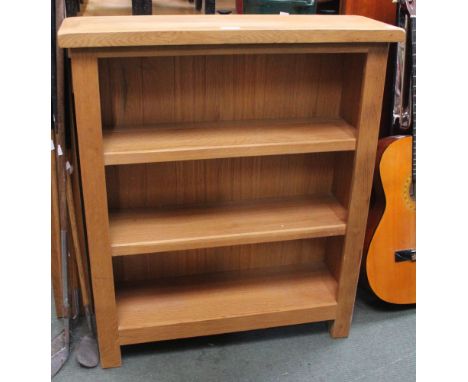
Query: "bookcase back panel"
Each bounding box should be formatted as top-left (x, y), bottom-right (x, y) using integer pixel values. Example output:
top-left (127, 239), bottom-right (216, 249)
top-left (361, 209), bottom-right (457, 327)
top-left (106, 153), bottom-right (335, 209)
top-left (113, 238), bottom-right (326, 283)
top-left (100, 51), bottom-right (361, 292)
top-left (99, 53), bottom-right (344, 128)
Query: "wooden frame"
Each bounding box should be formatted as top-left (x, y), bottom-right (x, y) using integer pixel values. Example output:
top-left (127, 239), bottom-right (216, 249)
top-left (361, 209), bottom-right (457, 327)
top-left (59, 15), bottom-right (403, 368)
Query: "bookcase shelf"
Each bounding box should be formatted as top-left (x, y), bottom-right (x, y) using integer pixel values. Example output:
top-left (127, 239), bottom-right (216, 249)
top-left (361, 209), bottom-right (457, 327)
top-left (60, 15), bottom-right (403, 368)
top-left (103, 118), bottom-right (357, 165)
top-left (116, 265), bottom-right (338, 345)
top-left (109, 196), bottom-right (347, 256)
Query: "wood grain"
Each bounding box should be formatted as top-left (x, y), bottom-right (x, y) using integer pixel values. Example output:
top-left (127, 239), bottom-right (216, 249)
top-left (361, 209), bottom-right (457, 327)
top-left (99, 54), bottom-right (344, 127)
top-left (109, 196), bottom-right (347, 256)
top-left (330, 45), bottom-right (389, 338)
top-left (106, 153), bottom-right (336, 209)
top-left (113, 239), bottom-right (327, 282)
top-left (103, 118), bottom-right (356, 165)
top-left (332, 54), bottom-right (365, 207)
top-left (116, 265), bottom-right (338, 345)
top-left (325, 236), bottom-right (344, 281)
top-left (340, 54), bottom-right (365, 129)
top-left (71, 53), bottom-right (121, 368)
top-left (58, 15), bottom-right (405, 48)
top-left (332, 152), bottom-right (354, 209)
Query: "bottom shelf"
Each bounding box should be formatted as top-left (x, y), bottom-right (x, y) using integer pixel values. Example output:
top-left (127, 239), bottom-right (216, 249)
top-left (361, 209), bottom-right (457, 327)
top-left (116, 265), bottom-right (338, 345)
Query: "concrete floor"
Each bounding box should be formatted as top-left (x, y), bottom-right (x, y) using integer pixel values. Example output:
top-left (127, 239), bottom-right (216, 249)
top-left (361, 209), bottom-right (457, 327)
top-left (52, 289), bottom-right (415, 382)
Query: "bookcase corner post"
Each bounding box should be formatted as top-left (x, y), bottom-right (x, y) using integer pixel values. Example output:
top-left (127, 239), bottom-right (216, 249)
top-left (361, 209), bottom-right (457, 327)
top-left (70, 53), bottom-right (122, 368)
top-left (329, 44), bottom-right (390, 339)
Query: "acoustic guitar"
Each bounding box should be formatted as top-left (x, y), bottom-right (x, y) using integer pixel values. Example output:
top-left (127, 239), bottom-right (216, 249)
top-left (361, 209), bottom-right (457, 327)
top-left (362, 0), bottom-right (416, 304)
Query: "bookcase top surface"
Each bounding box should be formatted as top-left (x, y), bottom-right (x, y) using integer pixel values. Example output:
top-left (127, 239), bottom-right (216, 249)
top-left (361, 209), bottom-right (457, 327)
top-left (58, 15), bottom-right (404, 48)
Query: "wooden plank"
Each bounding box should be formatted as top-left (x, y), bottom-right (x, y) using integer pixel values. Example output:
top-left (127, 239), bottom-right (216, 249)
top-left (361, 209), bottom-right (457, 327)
top-left (71, 53), bottom-right (121, 368)
top-left (69, 43), bottom-right (377, 59)
top-left (58, 15), bottom-right (405, 48)
top-left (103, 118), bottom-right (356, 165)
top-left (51, 134), bottom-right (64, 317)
top-left (53, 0), bottom-right (67, 319)
top-left (109, 196), bottom-right (347, 256)
top-left (69, 99), bottom-right (93, 312)
top-left (329, 45), bottom-right (389, 338)
top-left (116, 266), bottom-right (338, 345)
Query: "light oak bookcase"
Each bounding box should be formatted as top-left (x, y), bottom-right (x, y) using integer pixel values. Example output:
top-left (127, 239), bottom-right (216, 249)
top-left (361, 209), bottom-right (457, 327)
top-left (58, 15), bottom-right (404, 368)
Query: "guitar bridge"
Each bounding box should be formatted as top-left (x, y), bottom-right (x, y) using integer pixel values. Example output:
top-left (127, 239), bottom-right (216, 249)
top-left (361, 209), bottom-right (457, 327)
top-left (395, 249), bottom-right (416, 262)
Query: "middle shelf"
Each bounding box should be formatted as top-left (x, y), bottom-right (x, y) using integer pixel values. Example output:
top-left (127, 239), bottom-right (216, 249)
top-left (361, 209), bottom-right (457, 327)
top-left (109, 196), bottom-right (347, 257)
top-left (103, 118), bottom-right (356, 165)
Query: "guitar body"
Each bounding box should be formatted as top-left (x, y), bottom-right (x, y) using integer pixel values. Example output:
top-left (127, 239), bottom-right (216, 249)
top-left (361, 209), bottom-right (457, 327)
top-left (363, 136), bottom-right (416, 304)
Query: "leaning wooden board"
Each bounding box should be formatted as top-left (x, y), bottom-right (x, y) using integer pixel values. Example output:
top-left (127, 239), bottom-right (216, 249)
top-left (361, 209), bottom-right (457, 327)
top-left (58, 15), bottom-right (404, 368)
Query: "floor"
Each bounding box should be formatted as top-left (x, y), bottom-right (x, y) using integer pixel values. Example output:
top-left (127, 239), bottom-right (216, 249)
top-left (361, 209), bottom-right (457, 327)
top-left (52, 289), bottom-right (415, 382)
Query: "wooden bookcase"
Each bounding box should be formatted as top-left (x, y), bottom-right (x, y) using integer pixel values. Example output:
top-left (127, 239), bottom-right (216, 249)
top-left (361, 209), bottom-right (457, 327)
top-left (58, 15), bottom-right (404, 368)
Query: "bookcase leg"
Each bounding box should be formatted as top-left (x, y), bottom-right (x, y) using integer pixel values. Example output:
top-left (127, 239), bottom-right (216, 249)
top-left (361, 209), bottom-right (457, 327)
top-left (329, 45), bottom-right (390, 340)
top-left (71, 53), bottom-right (122, 368)
top-left (329, 318), bottom-right (351, 338)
